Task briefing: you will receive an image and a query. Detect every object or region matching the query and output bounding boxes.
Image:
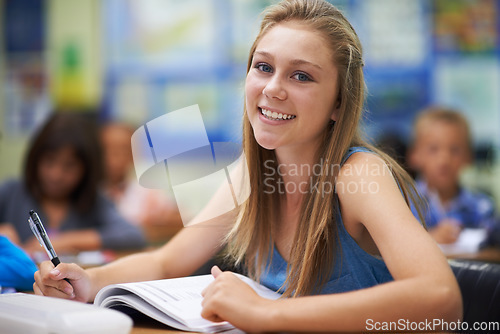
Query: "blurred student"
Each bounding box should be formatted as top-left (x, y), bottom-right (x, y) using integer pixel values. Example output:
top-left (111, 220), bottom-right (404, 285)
top-left (409, 107), bottom-right (496, 244)
top-left (100, 123), bottom-right (181, 226)
top-left (0, 112), bottom-right (146, 255)
top-left (0, 235), bottom-right (37, 291)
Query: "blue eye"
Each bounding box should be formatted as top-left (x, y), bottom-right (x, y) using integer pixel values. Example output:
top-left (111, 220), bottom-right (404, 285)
top-left (256, 63), bottom-right (273, 73)
top-left (293, 72), bottom-right (312, 82)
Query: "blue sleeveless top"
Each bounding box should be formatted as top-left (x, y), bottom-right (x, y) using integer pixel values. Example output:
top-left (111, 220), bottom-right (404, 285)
top-left (259, 147), bottom-right (394, 295)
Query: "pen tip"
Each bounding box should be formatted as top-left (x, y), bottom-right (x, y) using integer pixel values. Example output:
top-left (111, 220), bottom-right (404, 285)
top-left (29, 210), bottom-right (34, 215)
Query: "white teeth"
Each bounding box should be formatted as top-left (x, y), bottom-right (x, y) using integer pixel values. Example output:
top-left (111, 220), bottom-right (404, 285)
top-left (260, 108), bottom-right (295, 121)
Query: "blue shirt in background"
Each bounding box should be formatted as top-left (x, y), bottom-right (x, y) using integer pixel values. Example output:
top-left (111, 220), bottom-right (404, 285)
top-left (0, 236), bottom-right (37, 291)
top-left (415, 179), bottom-right (496, 230)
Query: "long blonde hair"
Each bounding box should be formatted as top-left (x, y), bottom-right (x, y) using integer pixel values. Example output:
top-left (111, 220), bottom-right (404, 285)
top-left (225, 0), bottom-right (423, 297)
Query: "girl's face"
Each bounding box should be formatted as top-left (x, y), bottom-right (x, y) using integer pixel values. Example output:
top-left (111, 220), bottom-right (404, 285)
top-left (245, 22), bottom-right (339, 153)
top-left (38, 146), bottom-right (85, 200)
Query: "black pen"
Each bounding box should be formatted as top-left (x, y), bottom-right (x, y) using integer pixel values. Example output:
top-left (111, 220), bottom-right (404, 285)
top-left (28, 210), bottom-right (70, 283)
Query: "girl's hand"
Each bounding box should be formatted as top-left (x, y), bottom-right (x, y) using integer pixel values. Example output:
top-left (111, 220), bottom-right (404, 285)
top-left (201, 266), bottom-right (274, 332)
top-left (33, 261), bottom-right (93, 303)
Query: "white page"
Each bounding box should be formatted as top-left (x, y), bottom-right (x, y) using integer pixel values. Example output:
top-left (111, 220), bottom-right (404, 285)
top-left (100, 294), bottom-right (230, 332)
top-left (439, 228), bottom-right (487, 255)
top-left (97, 275), bottom-right (218, 328)
top-left (95, 274), bottom-right (281, 331)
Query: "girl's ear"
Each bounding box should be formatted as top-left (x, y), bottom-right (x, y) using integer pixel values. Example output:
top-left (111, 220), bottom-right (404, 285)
top-left (331, 98), bottom-right (341, 121)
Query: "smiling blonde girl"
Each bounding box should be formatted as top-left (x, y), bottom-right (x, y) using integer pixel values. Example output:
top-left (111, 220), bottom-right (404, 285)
top-left (34, 0), bottom-right (462, 331)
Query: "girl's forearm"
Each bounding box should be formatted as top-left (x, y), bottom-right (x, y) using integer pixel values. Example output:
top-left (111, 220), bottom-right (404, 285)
top-left (84, 219), bottom-right (231, 301)
top-left (264, 277), bottom-right (462, 332)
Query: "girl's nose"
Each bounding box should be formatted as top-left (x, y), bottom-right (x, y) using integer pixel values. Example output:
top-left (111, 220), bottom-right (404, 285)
top-left (262, 75), bottom-right (287, 101)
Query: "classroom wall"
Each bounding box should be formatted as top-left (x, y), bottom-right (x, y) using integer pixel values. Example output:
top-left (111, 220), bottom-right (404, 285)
top-left (0, 0), bottom-right (101, 181)
top-left (47, 0), bottom-right (102, 108)
top-left (1, 0), bottom-right (500, 209)
top-left (0, 0), bottom-right (30, 181)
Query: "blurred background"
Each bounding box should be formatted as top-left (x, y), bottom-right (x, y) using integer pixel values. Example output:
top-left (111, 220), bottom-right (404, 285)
top-left (0, 0), bottom-right (499, 208)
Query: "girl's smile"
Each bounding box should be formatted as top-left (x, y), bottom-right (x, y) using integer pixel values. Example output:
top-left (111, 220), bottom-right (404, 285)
top-left (258, 106), bottom-right (296, 125)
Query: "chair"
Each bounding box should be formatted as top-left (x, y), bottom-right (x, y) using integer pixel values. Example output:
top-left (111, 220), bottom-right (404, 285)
top-left (449, 259), bottom-right (500, 323)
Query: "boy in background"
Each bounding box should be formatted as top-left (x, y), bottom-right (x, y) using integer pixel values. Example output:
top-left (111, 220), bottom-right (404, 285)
top-left (409, 107), bottom-right (496, 244)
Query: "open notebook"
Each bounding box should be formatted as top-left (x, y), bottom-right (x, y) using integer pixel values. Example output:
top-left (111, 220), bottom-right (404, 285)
top-left (94, 274), bottom-right (281, 333)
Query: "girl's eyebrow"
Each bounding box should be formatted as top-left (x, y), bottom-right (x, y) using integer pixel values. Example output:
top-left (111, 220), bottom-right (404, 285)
top-left (254, 50), bottom-right (323, 70)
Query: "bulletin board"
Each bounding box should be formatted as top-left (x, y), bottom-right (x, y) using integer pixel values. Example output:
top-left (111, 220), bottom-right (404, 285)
top-left (100, 0), bottom-right (500, 149)
top-left (350, 0), bottom-right (500, 151)
top-left (100, 0), bottom-right (274, 143)
top-left (2, 0), bottom-right (51, 137)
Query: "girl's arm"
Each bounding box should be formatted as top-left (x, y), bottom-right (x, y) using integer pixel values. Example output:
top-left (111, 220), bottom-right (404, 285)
top-left (34, 176), bottom-right (239, 303)
top-left (34, 156), bottom-right (248, 302)
top-left (86, 218), bottom-right (232, 300)
top-left (34, 213), bottom-right (233, 302)
top-left (201, 153), bottom-right (462, 332)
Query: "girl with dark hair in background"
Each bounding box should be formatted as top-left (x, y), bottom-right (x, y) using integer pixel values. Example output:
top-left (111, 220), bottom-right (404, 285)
top-left (0, 112), bottom-right (146, 255)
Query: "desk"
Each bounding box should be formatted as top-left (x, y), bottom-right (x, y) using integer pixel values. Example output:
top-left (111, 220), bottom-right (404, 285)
top-left (132, 325), bottom-right (192, 334)
top-left (130, 323), bottom-right (452, 334)
top-left (447, 247), bottom-right (500, 263)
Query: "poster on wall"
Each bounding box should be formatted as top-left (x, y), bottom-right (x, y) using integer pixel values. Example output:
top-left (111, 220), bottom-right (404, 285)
top-left (357, 0), bottom-right (429, 67)
top-left (433, 57), bottom-right (500, 147)
top-left (4, 58), bottom-right (51, 137)
top-left (432, 0), bottom-right (500, 149)
top-left (102, 0), bottom-right (248, 142)
top-left (433, 0), bottom-right (498, 54)
top-left (3, 0), bottom-right (50, 137)
top-left (353, 0), bottom-right (432, 142)
top-left (104, 0), bottom-right (217, 68)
